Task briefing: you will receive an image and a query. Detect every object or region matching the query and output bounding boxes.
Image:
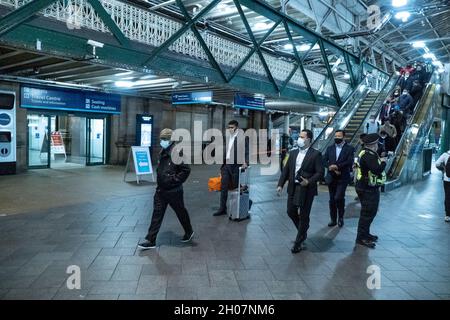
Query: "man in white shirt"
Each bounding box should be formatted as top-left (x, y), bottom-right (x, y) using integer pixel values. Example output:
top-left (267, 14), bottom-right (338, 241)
top-left (277, 129), bottom-right (324, 253)
top-left (435, 150), bottom-right (450, 222)
top-left (213, 120), bottom-right (249, 216)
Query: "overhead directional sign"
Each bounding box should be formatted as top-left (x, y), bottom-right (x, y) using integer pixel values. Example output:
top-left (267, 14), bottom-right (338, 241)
top-left (20, 85), bottom-right (121, 114)
top-left (233, 93), bottom-right (265, 111)
top-left (172, 91), bottom-right (212, 105)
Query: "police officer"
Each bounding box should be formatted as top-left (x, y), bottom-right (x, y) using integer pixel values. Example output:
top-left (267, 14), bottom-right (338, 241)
top-left (354, 133), bottom-right (386, 249)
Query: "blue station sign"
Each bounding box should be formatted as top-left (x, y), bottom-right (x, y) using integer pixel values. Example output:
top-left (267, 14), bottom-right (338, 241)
top-left (20, 85), bottom-right (121, 114)
top-left (172, 91), bottom-right (212, 105)
top-left (233, 93), bottom-right (265, 111)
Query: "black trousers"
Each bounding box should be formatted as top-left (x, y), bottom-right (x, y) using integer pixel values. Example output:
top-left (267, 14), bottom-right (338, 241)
top-left (356, 187), bottom-right (380, 241)
top-left (328, 179), bottom-right (349, 222)
top-left (444, 181), bottom-right (450, 217)
top-left (286, 190), bottom-right (315, 243)
top-left (145, 188), bottom-right (193, 242)
top-left (219, 164), bottom-right (239, 212)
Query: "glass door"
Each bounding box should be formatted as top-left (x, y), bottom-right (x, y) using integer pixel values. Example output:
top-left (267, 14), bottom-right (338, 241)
top-left (86, 118), bottom-right (105, 165)
top-left (27, 114), bottom-right (50, 168)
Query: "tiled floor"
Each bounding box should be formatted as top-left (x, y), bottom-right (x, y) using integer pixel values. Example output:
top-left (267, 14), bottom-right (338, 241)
top-left (0, 164), bottom-right (449, 300)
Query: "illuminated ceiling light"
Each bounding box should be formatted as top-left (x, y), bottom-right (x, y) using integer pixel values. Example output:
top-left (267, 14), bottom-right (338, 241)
top-left (343, 74), bottom-right (351, 79)
top-left (395, 11), bottom-right (410, 22)
top-left (423, 53), bottom-right (435, 59)
top-left (412, 41), bottom-right (426, 48)
top-left (217, 3), bottom-right (234, 14)
top-left (438, 68), bottom-right (445, 73)
top-left (392, 0), bottom-right (407, 7)
top-left (115, 81), bottom-right (134, 88)
top-left (253, 22), bottom-right (274, 31)
top-left (283, 43), bottom-right (293, 50)
top-left (297, 44), bottom-right (311, 52)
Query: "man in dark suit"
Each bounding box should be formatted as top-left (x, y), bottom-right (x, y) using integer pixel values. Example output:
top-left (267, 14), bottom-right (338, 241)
top-left (277, 129), bottom-right (324, 253)
top-left (323, 130), bottom-right (355, 228)
top-left (213, 120), bottom-right (249, 216)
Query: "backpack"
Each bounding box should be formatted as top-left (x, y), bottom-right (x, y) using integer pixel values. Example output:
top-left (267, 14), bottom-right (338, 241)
top-left (445, 153), bottom-right (450, 178)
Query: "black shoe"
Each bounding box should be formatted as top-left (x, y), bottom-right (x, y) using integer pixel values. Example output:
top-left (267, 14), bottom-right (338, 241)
top-left (138, 240), bottom-right (156, 250)
top-left (368, 234), bottom-right (378, 242)
top-left (291, 241), bottom-right (305, 254)
top-left (213, 210), bottom-right (227, 216)
top-left (356, 239), bottom-right (376, 249)
top-left (181, 231), bottom-right (194, 243)
top-left (328, 221), bottom-right (337, 227)
top-left (338, 218), bottom-right (344, 228)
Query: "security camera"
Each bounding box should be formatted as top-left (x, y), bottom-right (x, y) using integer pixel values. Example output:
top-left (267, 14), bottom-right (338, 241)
top-left (87, 39), bottom-right (104, 48)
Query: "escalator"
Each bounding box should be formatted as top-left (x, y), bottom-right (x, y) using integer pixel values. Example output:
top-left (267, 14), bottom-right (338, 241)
top-left (312, 75), bottom-right (399, 153)
top-left (344, 92), bottom-right (379, 140)
top-left (383, 83), bottom-right (440, 190)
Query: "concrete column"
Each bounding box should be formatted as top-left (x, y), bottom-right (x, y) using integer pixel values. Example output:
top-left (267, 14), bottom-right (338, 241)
top-left (284, 114), bottom-right (290, 135)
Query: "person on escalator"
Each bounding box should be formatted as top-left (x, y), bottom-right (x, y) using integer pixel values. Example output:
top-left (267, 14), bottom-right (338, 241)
top-left (399, 89), bottom-right (414, 116)
top-left (389, 111), bottom-right (406, 145)
top-left (399, 71), bottom-right (414, 93)
top-left (365, 115), bottom-right (380, 134)
top-left (380, 119), bottom-right (397, 140)
top-left (410, 80), bottom-right (423, 111)
top-left (377, 131), bottom-right (396, 157)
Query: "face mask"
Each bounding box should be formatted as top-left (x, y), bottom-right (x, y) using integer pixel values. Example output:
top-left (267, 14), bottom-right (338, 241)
top-left (297, 137), bottom-right (306, 148)
top-left (380, 135), bottom-right (387, 139)
top-left (403, 92), bottom-right (407, 96)
top-left (334, 138), bottom-right (343, 145)
top-left (160, 140), bottom-right (171, 149)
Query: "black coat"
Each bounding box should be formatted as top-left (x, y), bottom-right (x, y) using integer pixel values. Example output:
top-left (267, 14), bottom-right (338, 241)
top-left (156, 143), bottom-right (190, 191)
top-left (323, 143), bottom-right (355, 182)
top-left (278, 148), bottom-right (324, 207)
top-left (399, 76), bottom-right (413, 93)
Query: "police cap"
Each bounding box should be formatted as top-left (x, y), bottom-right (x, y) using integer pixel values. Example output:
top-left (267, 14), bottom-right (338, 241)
top-left (362, 133), bottom-right (379, 145)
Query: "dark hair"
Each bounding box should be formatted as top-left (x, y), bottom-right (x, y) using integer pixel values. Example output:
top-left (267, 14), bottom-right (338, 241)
top-left (380, 131), bottom-right (387, 135)
top-left (228, 120), bottom-right (239, 127)
top-left (302, 129), bottom-right (313, 140)
top-left (360, 133), bottom-right (367, 139)
top-left (335, 129), bottom-right (346, 137)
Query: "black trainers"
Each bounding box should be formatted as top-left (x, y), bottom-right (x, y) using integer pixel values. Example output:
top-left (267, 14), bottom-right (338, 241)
top-left (137, 240), bottom-right (156, 250)
top-left (181, 231), bottom-right (195, 243)
top-left (368, 234), bottom-right (378, 242)
top-left (356, 239), bottom-right (376, 249)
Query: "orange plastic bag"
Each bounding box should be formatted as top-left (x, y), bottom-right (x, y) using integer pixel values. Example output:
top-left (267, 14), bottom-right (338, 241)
top-left (208, 176), bottom-right (222, 192)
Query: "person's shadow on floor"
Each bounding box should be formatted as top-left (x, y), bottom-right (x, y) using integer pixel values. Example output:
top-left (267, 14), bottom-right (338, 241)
top-left (306, 226), bottom-right (341, 253)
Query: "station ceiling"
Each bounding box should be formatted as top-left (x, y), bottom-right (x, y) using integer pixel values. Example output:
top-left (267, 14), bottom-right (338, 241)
top-left (0, 0), bottom-right (448, 110)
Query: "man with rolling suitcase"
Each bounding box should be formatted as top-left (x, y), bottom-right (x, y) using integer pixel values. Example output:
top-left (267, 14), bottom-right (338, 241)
top-left (213, 120), bottom-right (249, 217)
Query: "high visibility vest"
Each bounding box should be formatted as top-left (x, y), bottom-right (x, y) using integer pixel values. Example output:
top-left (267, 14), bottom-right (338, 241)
top-left (355, 149), bottom-right (386, 187)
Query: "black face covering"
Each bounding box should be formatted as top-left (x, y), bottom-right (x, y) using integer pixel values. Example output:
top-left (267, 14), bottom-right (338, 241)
top-left (334, 138), bottom-right (343, 145)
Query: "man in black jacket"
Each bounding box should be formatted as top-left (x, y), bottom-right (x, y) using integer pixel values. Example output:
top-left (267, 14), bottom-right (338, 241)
top-left (138, 128), bottom-right (194, 249)
top-left (277, 129), bottom-right (324, 253)
top-left (323, 130), bottom-right (355, 228)
top-left (213, 120), bottom-right (249, 216)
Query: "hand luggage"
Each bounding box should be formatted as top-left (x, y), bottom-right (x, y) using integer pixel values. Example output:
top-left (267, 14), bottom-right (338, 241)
top-left (208, 176), bottom-right (221, 192)
top-left (227, 167), bottom-right (251, 221)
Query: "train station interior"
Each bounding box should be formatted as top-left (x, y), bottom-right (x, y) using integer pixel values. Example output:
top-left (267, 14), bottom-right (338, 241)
top-left (0, 0), bottom-right (449, 301)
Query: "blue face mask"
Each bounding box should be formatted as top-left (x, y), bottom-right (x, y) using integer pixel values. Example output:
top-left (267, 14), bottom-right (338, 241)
top-left (160, 140), bottom-right (171, 149)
